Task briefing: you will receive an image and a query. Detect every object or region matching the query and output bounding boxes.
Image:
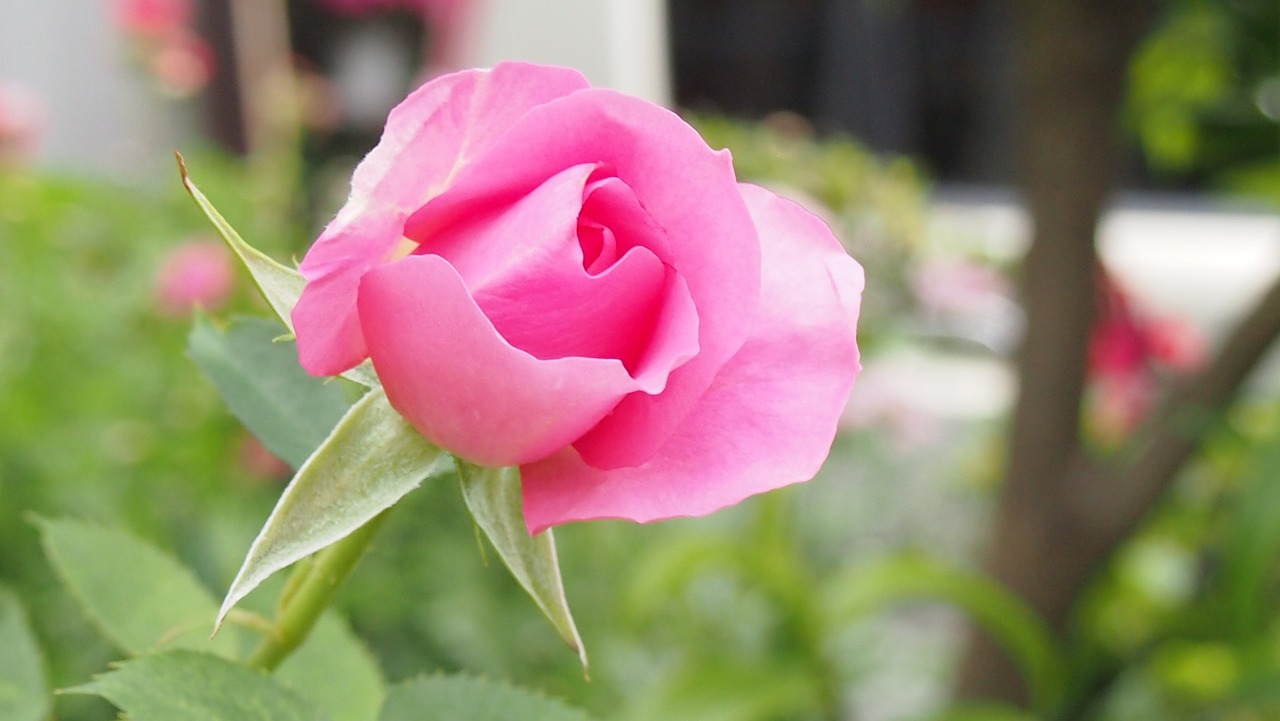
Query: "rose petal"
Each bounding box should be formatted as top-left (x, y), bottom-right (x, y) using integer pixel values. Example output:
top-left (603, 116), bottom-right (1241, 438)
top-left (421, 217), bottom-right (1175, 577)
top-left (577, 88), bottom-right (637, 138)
top-left (358, 254), bottom-right (647, 467)
top-left (520, 184), bottom-right (863, 531)
top-left (410, 163), bottom-right (700, 387)
top-left (293, 62), bottom-right (591, 376)
top-left (412, 89), bottom-right (761, 468)
top-left (578, 174), bottom-right (673, 270)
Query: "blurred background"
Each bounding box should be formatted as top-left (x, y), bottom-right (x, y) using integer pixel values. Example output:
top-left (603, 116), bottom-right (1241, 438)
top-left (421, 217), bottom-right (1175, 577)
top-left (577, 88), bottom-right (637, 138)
top-left (4, 1), bottom-right (1280, 720)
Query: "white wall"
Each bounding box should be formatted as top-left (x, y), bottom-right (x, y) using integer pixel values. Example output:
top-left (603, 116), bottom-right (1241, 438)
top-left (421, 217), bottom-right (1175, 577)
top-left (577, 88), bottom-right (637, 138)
top-left (0, 1), bottom-right (183, 176)
top-left (470, 0), bottom-right (671, 106)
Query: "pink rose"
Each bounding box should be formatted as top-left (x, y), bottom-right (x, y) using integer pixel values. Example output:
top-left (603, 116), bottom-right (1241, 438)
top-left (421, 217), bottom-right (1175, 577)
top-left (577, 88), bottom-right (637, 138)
top-left (155, 238), bottom-right (236, 316)
top-left (292, 62), bottom-right (863, 532)
top-left (0, 82), bottom-right (45, 166)
top-left (111, 0), bottom-right (194, 38)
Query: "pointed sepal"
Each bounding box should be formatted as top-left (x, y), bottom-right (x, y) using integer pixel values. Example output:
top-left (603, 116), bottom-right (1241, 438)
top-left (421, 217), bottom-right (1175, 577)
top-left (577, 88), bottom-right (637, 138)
top-left (457, 463), bottom-right (587, 672)
top-left (216, 389), bottom-right (449, 629)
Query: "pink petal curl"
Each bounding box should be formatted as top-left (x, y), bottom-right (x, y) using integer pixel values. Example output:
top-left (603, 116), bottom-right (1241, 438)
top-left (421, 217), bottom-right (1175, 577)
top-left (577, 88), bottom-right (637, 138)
top-left (520, 184), bottom-right (863, 532)
top-left (406, 162), bottom-right (699, 387)
top-left (293, 63), bottom-right (591, 376)
top-left (358, 254), bottom-right (650, 467)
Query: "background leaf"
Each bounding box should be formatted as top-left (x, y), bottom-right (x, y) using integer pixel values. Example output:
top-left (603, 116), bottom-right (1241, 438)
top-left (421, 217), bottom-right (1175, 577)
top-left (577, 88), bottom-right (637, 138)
top-left (0, 587), bottom-right (49, 721)
top-left (277, 611), bottom-right (385, 721)
top-left (36, 517), bottom-right (240, 658)
top-left (188, 315), bottom-right (353, 469)
top-left (822, 553), bottom-right (1066, 716)
top-left (69, 649), bottom-right (326, 721)
top-left (218, 389), bottom-right (449, 626)
top-left (379, 674), bottom-right (593, 721)
top-left (458, 463), bottom-right (587, 671)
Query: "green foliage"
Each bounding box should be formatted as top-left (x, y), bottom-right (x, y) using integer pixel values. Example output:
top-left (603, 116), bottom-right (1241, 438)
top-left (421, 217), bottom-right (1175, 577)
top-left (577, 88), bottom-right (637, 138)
top-left (823, 554), bottom-right (1066, 716)
top-left (931, 704), bottom-right (1040, 721)
top-left (276, 612), bottom-right (386, 721)
top-left (36, 517), bottom-right (242, 658)
top-left (188, 316), bottom-right (352, 469)
top-left (1066, 402), bottom-right (1280, 720)
top-left (0, 165), bottom-right (287, 707)
top-left (1127, 2), bottom-right (1234, 173)
top-left (1127, 0), bottom-right (1280, 201)
top-left (0, 587), bottom-right (49, 721)
top-left (69, 650), bottom-right (327, 721)
top-left (379, 675), bottom-right (594, 721)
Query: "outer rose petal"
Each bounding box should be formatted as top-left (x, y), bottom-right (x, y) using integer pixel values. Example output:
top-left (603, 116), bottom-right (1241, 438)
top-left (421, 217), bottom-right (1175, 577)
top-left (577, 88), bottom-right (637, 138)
top-left (293, 62), bottom-right (591, 376)
top-left (358, 254), bottom-right (646, 467)
top-left (410, 88), bottom-right (761, 468)
top-left (520, 184), bottom-right (863, 532)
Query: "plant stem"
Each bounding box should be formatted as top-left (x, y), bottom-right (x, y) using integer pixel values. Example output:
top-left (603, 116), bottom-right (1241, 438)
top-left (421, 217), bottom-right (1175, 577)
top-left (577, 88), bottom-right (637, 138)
top-left (246, 509), bottom-right (393, 671)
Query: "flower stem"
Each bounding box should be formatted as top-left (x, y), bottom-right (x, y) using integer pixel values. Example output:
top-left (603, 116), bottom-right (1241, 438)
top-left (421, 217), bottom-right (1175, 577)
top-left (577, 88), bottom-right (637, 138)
top-left (246, 509), bottom-right (393, 671)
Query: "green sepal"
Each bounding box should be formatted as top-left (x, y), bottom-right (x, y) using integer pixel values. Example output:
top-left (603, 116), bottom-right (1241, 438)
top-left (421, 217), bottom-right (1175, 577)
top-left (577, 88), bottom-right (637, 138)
top-left (217, 389), bottom-right (449, 629)
top-left (178, 153), bottom-right (379, 389)
top-left (177, 153), bottom-right (304, 334)
top-left (457, 463), bottom-right (587, 672)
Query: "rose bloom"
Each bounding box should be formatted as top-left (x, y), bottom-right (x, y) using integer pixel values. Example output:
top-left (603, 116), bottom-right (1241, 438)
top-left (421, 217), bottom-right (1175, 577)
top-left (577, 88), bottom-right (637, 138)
top-left (155, 238), bottom-right (236, 316)
top-left (1088, 268), bottom-right (1205, 440)
top-left (148, 29), bottom-right (216, 97)
top-left (111, 0), bottom-right (194, 38)
top-left (0, 82), bottom-right (45, 166)
top-left (293, 63), bottom-right (863, 532)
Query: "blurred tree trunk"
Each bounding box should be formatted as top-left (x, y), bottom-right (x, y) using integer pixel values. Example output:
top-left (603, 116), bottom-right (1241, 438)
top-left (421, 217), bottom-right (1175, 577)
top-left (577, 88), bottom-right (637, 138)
top-left (958, 0), bottom-right (1280, 710)
top-left (954, 0), bottom-right (1152, 707)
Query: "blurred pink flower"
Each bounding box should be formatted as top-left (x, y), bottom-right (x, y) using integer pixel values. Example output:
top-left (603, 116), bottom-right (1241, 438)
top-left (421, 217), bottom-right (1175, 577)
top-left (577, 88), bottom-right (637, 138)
top-left (840, 361), bottom-right (942, 450)
top-left (912, 258), bottom-right (1012, 317)
top-left (149, 29), bottom-right (216, 97)
top-left (113, 0), bottom-right (215, 97)
top-left (238, 433), bottom-right (292, 481)
top-left (111, 0), bottom-right (195, 38)
top-left (155, 239), bottom-right (236, 317)
top-left (0, 82), bottom-right (46, 166)
top-left (1088, 267), bottom-right (1206, 441)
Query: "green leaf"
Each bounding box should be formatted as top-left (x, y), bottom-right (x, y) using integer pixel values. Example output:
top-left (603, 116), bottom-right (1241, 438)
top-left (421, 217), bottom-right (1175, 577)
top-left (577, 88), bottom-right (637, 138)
top-left (457, 463), bottom-right (587, 671)
top-left (379, 675), bottom-right (593, 721)
top-left (188, 315), bottom-right (353, 469)
top-left (277, 612), bottom-right (385, 721)
top-left (218, 389), bottom-right (448, 628)
top-left (35, 517), bottom-right (240, 658)
top-left (1217, 435), bottom-right (1280, 638)
top-left (177, 154), bottom-right (305, 333)
top-left (822, 553), bottom-right (1065, 716)
top-left (930, 703), bottom-right (1040, 721)
top-left (0, 587), bottom-right (49, 721)
top-left (68, 649), bottom-right (326, 721)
